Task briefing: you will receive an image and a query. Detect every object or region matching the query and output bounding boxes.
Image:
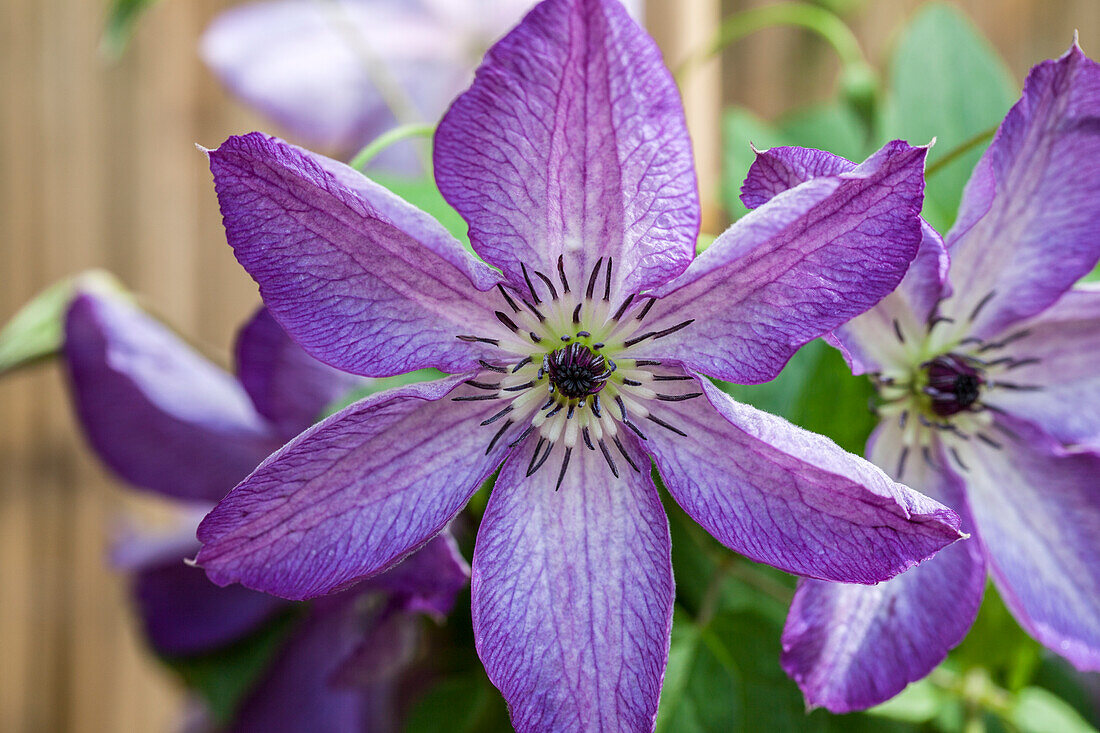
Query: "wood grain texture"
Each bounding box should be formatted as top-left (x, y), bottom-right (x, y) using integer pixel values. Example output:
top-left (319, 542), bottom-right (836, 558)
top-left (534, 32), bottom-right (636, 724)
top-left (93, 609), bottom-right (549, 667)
top-left (1, 0), bottom-right (1096, 729)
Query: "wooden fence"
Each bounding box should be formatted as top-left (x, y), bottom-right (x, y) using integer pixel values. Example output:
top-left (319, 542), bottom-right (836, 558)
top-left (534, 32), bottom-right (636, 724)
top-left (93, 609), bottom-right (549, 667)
top-left (0, 0), bottom-right (1094, 729)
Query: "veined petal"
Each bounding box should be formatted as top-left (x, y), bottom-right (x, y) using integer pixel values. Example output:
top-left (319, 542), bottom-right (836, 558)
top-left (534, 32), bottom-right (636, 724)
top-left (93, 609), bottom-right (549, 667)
top-left (209, 132), bottom-right (503, 378)
top-left (781, 419), bottom-right (986, 712)
top-left (63, 292), bottom-right (279, 503)
top-left (134, 559), bottom-right (288, 657)
top-left (235, 307), bottom-right (364, 439)
top-left (196, 375), bottom-right (510, 600)
top-left (957, 414), bottom-right (1100, 670)
top-left (643, 141), bottom-right (927, 384)
top-left (982, 285), bottom-right (1100, 446)
top-left (364, 532), bottom-right (469, 618)
top-left (472, 439), bottom-right (673, 733)
top-left (739, 144), bottom-right (950, 374)
top-left (645, 378), bottom-right (963, 583)
top-left (942, 43), bottom-right (1100, 339)
top-left (434, 0), bottom-right (699, 295)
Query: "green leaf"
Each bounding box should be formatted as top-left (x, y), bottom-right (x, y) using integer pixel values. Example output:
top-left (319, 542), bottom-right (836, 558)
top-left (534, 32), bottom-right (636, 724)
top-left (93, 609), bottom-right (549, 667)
top-left (320, 369), bottom-right (442, 419)
top-left (0, 270), bottom-right (122, 376)
top-left (163, 610), bottom-right (300, 724)
top-left (370, 174), bottom-right (471, 252)
top-left (656, 611), bottom-right (742, 733)
top-left (878, 2), bottom-right (1016, 232)
top-left (868, 677), bottom-right (948, 724)
top-left (778, 102), bottom-right (870, 162)
top-left (721, 107), bottom-right (785, 220)
top-left (951, 583), bottom-right (1042, 686)
top-left (101, 0), bottom-right (164, 58)
top-left (1010, 687), bottom-right (1099, 733)
top-left (403, 672), bottom-right (512, 733)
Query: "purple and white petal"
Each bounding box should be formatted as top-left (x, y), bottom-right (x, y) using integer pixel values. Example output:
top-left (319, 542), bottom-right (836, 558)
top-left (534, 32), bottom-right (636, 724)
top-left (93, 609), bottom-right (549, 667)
top-left (942, 43), bottom-right (1100, 339)
top-left (434, 0), bottom-right (699, 295)
top-left (235, 307), bottom-right (365, 439)
top-left (644, 377), bottom-right (963, 583)
top-left (781, 420), bottom-right (986, 712)
top-left (738, 144), bottom-right (950, 374)
top-left (957, 414), bottom-right (1100, 671)
top-left (472, 439), bottom-right (673, 733)
top-left (364, 532), bottom-right (470, 618)
top-left (209, 133), bottom-right (504, 378)
top-left (133, 560), bottom-right (288, 657)
top-left (981, 285), bottom-right (1100, 447)
top-left (642, 141), bottom-right (927, 384)
top-left (196, 375), bottom-right (509, 600)
top-left (63, 292), bottom-right (279, 503)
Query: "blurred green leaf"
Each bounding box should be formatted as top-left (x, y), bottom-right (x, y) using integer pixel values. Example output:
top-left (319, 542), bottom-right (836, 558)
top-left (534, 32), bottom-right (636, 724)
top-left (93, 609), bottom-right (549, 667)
top-left (0, 270), bottom-right (122, 376)
top-left (868, 678), bottom-right (948, 724)
top-left (403, 672), bottom-right (512, 733)
top-left (656, 610), bottom-right (743, 732)
top-left (952, 584), bottom-right (1042, 686)
top-left (164, 610), bottom-right (299, 724)
top-left (721, 108), bottom-right (785, 220)
top-left (878, 2), bottom-right (1016, 232)
top-left (779, 102), bottom-right (870, 162)
top-left (371, 174), bottom-right (470, 251)
top-left (101, 0), bottom-right (164, 58)
top-left (1010, 687), bottom-right (1098, 733)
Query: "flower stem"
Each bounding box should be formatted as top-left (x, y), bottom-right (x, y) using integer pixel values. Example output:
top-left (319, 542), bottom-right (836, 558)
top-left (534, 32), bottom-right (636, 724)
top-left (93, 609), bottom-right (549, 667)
top-left (349, 123), bottom-right (436, 173)
top-left (925, 126), bottom-right (998, 178)
top-left (674, 2), bottom-right (869, 84)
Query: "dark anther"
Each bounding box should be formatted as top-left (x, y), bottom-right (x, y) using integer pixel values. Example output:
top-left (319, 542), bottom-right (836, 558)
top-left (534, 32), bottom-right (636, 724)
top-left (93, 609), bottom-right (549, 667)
top-left (534, 270), bottom-right (559, 300)
top-left (925, 353), bottom-right (983, 417)
top-left (921, 446), bottom-right (939, 469)
top-left (613, 436), bottom-right (640, 473)
top-left (646, 413), bottom-right (687, 437)
top-left (607, 360), bottom-right (617, 372)
top-left (892, 319), bottom-right (906, 344)
top-left (577, 331), bottom-right (591, 338)
top-left (545, 404), bottom-right (564, 418)
top-left (976, 432), bottom-right (1003, 450)
top-left (652, 374), bottom-right (692, 381)
top-left (586, 258), bottom-right (604, 299)
top-left (598, 438), bottom-right (620, 478)
top-left (479, 360), bottom-right (507, 373)
top-left (593, 342), bottom-right (604, 350)
top-left (623, 319), bottom-right (694, 348)
top-left (512, 356), bottom-right (532, 373)
top-left (990, 381), bottom-right (1042, 392)
top-left (481, 404), bottom-right (513, 426)
top-left (503, 381), bottom-right (535, 392)
top-left (530, 332), bottom-right (542, 343)
top-left (557, 255), bottom-right (571, 294)
top-left (546, 344), bottom-right (610, 399)
top-left (527, 438), bottom-right (553, 476)
top-left (633, 359), bottom-right (661, 367)
top-left (949, 446), bottom-right (969, 471)
top-left (521, 298), bottom-right (546, 322)
top-left (452, 394), bottom-right (499, 401)
top-left (657, 392), bottom-right (703, 402)
top-left (582, 427), bottom-right (595, 450)
top-left (603, 257), bottom-right (614, 302)
top-left (561, 335), bottom-right (571, 342)
top-left (521, 263), bottom-right (542, 305)
top-left (635, 297), bottom-right (657, 322)
top-left (1005, 357), bottom-right (1041, 370)
top-left (485, 420), bottom-right (513, 454)
top-left (623, 378), bottom-right (642, 387)
top-left (497, 284), bottom-right (521, 313)
top-left (494, 311), bottom-right (519, 332)
top-left (591, 395), bottom-right (603, 418)
top-left (555, 448), bottom-right (573, 490)
top-left (899, 411), bottom-right (909, 429)
top-left (508, 424), bottom-right (536, 448)
top-left (927, 314), bottom-right (954, 330)
top-left (896, 445), bottom-right (910, 479)
top-left (969, 290), bottom-right (996, 322)
top-left (466, 380), bottom-right (501, 391)
top-left (566, 404), bottom-right (576, 420)
top-left (572, 304), bottom-right (583, 324)
top-left (457, 335), bottom-right (500, 345)
top-left (977, 329), bottom-right (1031, 353)
top-left (612, 293), bottom-right (636, 321)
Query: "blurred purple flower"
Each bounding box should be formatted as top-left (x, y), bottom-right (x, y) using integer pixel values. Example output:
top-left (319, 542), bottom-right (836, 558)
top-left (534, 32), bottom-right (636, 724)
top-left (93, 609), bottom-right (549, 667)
top-left (193, 1), bottom-right (964, 728)
top-left (200, 0), bottom-right (642, 168)
top-left (63, 290), bottom-right (469, 732)
top-left (740, 42), bottom-right (1100, 712)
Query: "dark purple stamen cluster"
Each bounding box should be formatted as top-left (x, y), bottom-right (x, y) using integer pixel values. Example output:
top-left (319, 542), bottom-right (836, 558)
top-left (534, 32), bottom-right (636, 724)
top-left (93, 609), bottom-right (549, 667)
top-left (924, 353), bottom-right (984, 417)
top-left (544, 343), bottom-right (611, 399)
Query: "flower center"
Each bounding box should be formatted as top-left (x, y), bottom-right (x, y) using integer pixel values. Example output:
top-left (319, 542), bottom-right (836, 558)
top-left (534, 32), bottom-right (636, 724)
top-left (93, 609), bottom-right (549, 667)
top-left (924, 353), bottom-right (984, 417)
top-left (450, 255), bottom-right (700, 489)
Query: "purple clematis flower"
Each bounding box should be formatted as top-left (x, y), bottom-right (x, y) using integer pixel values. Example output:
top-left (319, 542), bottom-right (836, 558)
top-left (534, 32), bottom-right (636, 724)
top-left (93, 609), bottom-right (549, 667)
top-left (201, 0), bottom-right (641, 164)
top-left (739, 42), bottom-right (1100, 712)
top-left (194, 0), bottom-right (965, 728)
top-left (63, 289), bottom-right (469, 731)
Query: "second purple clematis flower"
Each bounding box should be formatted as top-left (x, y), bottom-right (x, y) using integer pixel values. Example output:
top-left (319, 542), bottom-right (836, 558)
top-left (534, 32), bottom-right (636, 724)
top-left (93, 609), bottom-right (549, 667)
top-left (742, 41), bottom-right (1100, 713)
top-left (196, 0), bottom-right (963, 728)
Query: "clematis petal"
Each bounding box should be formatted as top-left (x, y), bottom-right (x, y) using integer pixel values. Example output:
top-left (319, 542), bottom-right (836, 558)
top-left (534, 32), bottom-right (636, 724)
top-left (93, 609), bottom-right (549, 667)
top-left (957, 414), bottom-right (1100, 670)
top-left (472, 439), bottom-right (673, 733)
top-left (235, 307), bottom-right (364, 439)
top-left (209, 132), bottom-right (504, 378)
top-left (942, 43), bottom-right (1100, 339)
top-left (134, 559), bottom-right (288, 657)
top-left (231, 597), bottom-right (373, 733)
top-left (981, 285), bottom-right (1100, 447)
top-left (200, 0), bottom-right (468, 164)
top-left (63, 291), bottom-right (279, 503)
top-left (643, 141), bottom-right (927, 384)
top-left (196, 375), bottom-right (509, 600)
top-left (781, 419), bottom-right (986, 713)
top-left (738, 144), bottom-right (950, 374)
top-left (364, 532), bottom-right (470, 618)
top-left (644, 377), bottom-right (963, 583)
top-left (434, 0), bottom-right (699, 295)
